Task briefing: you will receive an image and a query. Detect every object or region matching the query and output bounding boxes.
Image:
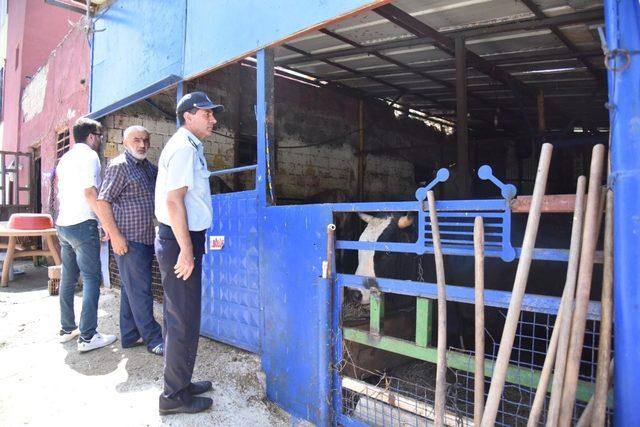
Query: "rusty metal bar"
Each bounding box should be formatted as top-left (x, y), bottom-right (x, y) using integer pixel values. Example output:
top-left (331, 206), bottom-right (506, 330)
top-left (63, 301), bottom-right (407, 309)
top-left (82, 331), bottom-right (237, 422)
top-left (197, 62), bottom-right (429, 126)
top-left (510, 194), bottom-right (577, 213)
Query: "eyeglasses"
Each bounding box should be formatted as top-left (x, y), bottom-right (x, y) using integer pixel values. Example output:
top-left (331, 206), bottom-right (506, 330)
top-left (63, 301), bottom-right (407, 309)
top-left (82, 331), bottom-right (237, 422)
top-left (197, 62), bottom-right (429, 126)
top-left (92, 132), bottom-right (104, 138)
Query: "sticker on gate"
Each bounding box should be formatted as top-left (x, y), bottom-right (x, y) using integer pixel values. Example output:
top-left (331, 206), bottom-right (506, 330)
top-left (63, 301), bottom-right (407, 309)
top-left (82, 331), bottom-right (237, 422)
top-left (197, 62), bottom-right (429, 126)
top-left (209, 236), bottom-right (225, 250)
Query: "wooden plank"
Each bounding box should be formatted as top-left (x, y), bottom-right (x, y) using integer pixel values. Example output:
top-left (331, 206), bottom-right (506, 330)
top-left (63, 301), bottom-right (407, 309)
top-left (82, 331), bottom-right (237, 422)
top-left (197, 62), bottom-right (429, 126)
top-left (342, 376), bottom-right (466, 426)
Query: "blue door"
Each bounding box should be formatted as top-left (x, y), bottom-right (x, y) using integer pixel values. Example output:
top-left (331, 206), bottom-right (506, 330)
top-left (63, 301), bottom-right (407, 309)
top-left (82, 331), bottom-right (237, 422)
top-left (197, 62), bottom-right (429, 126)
top-left (201, 190), bottom-right (262, 353)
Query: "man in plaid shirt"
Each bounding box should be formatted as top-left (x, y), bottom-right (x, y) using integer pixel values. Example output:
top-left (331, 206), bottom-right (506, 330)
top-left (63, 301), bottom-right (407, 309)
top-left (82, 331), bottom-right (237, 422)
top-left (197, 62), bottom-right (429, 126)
top-left (97, 125), bottom-right (163, 355)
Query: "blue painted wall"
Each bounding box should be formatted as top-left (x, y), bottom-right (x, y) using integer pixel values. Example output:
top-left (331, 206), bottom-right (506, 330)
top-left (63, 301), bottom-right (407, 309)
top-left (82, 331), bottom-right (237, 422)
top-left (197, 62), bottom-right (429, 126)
top-left (90, 0), bottom-right (384, 113)
top-left (183, 0), bottom-right (385, 78)
top-left (91, 0), bottom-right (186, 114)
top-left (260, 204), bottom-right (333, 424)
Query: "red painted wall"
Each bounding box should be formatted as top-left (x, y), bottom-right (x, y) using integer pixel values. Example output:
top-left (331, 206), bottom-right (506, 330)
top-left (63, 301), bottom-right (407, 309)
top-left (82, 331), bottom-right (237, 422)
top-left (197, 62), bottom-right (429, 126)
top-left (3, 0), bottom-right (79, 152)
top-left (19, 25), bottom-right (89, 213)
top-left (3, 1), bottom-right (88, 211)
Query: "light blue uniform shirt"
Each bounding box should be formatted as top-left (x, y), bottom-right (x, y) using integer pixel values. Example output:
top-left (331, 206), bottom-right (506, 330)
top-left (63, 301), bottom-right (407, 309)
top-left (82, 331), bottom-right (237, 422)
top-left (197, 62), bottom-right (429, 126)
top-left (155, 127), bottom-right (212, 231)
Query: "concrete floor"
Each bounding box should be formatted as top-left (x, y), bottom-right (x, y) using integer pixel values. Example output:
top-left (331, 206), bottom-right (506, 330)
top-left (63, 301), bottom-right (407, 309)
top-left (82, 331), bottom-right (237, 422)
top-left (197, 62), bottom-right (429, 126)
top-left (0, 261), bottom-right (292, 427)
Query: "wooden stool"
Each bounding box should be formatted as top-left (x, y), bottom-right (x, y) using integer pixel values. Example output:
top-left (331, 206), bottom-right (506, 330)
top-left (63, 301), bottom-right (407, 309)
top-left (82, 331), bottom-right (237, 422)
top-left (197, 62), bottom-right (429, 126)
top-left (0, 216), bottom-right (61, 287)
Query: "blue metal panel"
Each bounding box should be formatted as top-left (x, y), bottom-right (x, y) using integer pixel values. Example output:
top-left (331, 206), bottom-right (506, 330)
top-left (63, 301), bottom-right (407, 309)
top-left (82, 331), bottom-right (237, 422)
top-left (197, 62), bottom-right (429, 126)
top-left (260, 204), bottom-right (333, 425)
top-left (415, 166), bottom-right (516, 261)
top-left (604, 1), bottom-right (640, 424)
top-left (336, 274), bottom-right (602, 320)
top-left (183, 0), bottom-right (386, 78)
top-left (201, 191), bottom-right (262, 353)
top-left (90, 0), bottom-right (185, 114)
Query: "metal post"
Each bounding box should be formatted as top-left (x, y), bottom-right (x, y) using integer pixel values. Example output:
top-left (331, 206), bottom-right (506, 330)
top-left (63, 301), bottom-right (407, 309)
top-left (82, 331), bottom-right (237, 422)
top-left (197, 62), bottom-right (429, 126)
top-left (605, 1), bottom-right (640, 425)
top-left (175, 81), bottom-right (184, 129)
top-left (455, 36), bottom-right (470, 198)
top-left (357, 100), bottom-right (365, 201)
top-left (233, 62), bottom-right (243, 191)
top-left (537, 89), bottom-right (546, 134)
top-left (256, 49), bottom-right (274, 207)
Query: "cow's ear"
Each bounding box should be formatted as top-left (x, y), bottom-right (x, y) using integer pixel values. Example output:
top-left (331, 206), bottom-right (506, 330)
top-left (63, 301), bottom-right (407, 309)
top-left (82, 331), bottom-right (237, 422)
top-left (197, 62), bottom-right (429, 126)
top-left (358, 213), bottom-right (375, 223)
top-left (398, 215), bottom-right (414, 229)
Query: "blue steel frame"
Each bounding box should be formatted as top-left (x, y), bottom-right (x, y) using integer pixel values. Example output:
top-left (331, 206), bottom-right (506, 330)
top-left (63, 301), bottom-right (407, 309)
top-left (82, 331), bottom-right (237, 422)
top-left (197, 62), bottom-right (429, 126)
top-left (328, 161), bottom-right (605, 424)
top-left (415, 166), bottom-right (516, 261)
top-left (95, 0), bottom-right (634, 416)
top-left (605, 1), bottom-right (640, 425)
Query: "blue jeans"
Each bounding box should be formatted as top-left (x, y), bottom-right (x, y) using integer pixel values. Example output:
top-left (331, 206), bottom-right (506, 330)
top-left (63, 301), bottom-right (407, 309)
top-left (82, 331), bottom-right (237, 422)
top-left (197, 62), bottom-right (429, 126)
top-left (56, 219), bottom-right (102, 340)
top-left (115, 241), bottom-right (162, 350)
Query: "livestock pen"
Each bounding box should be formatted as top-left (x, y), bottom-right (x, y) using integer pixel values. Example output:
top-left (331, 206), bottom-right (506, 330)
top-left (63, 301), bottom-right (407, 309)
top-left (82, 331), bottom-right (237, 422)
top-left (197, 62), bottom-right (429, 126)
top-left (86, 0), bottom-right (638, 425)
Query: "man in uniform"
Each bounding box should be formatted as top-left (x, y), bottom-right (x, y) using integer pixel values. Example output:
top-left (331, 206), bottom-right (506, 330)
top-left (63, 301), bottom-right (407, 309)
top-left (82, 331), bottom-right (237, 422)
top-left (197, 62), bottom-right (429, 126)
top-left (56, 117), bottom-right (117, 352)
top-left (97, 125), bottom-right (163, 356)
top-left (155, 92), bottom-right (222, 415)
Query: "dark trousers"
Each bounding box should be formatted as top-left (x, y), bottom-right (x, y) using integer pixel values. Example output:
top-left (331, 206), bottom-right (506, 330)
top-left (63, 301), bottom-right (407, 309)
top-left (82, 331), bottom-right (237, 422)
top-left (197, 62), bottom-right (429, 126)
top-left (155, 223), bottom-right (206, 400)
top-left (115, 241), bottom-right (163, 351)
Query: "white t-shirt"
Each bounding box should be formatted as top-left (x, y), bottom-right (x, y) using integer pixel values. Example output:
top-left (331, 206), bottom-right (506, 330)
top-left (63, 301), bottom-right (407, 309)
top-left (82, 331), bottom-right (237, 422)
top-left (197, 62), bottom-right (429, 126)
top-left (155, 127), bottom-right (213, 232)
top-left (55, 143), bottom-right (102, 226)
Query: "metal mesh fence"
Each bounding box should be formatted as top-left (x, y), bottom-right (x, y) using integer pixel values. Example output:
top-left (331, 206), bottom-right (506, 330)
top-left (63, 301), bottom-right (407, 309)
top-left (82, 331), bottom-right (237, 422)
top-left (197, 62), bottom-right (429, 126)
top-left (337, 303), bottom-right (613, 426)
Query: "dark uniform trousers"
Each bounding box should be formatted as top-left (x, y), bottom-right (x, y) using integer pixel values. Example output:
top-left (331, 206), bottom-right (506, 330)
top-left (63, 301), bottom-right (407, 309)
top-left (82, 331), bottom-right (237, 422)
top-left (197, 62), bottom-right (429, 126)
top-left (155, 223), bottom-right (206, 400)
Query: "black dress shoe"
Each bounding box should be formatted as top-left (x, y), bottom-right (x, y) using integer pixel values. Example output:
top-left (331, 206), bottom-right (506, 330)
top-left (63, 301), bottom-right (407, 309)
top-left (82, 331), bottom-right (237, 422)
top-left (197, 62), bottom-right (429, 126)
top-left (187, 380), bottom-right (213, 395)
top-left (159, 395), bottom-right (213, 415)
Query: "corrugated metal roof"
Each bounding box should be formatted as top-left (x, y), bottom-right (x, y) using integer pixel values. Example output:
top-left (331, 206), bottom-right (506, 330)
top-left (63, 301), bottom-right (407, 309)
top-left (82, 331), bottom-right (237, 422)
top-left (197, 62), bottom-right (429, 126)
top-left (274, 0), bottom-right (606, 134)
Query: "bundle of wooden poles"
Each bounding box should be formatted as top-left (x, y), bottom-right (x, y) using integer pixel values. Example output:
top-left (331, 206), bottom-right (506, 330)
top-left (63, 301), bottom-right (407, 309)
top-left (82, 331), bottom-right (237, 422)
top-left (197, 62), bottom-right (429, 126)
top-left (427, 143), bottom-right (613, 426)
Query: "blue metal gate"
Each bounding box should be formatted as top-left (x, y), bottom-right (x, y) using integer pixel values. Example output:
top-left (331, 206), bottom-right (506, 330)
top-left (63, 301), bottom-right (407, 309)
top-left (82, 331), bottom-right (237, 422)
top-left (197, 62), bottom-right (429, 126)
top-left (201, 190), bottom-right (262, 353)
top-left (329, 167), bottom-right (608, 426)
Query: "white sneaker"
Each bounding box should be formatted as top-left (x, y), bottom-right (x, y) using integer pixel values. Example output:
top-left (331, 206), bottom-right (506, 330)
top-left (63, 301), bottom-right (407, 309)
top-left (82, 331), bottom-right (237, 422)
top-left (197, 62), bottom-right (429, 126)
top-left (59, 328), bottom-right (80, 343)
top-left (77, 332), bottom-right (117, 352)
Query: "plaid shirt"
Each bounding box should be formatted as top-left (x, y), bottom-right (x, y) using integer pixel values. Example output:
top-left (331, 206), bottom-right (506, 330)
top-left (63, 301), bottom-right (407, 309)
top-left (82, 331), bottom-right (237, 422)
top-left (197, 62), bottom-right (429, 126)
top-left (98, 151), bottom-right (157, 245)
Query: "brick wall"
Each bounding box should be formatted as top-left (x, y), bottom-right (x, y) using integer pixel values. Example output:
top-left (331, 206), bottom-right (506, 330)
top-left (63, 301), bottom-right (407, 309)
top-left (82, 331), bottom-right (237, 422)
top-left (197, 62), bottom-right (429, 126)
top-left (101, 66), bottom-right (444, 202)
top-left (101, 64), bottom-right (447, 293)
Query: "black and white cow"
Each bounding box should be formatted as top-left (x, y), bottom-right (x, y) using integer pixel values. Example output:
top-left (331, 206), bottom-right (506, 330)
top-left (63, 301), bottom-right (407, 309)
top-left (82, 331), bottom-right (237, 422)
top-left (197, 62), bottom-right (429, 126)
top-left (352, 211), bottom-right (577, 354)
top-left (355, 213), bottom-right (422, 303)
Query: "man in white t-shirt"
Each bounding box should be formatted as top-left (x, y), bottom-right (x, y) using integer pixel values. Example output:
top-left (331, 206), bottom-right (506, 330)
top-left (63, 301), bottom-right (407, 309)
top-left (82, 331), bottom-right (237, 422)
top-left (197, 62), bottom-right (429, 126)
top-left (55, 117), bottom-right (117, 352)
top-left (155, 92), bottom-right (221, 415)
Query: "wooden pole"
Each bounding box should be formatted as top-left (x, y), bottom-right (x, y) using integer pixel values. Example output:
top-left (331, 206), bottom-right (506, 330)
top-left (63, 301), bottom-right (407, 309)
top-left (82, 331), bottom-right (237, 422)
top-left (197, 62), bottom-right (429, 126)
top-left (481, 143), bottom-right (553, 427)
top-left (545, 176), bottom-right (588, 427)
top-left (427, 190), bottom-right (447, 426)
top-left (591, 189), bottom-right (613, 427)
top-left (529, 179), bottom-right (587, 427)
top-left (474, 216), bottom-right (485, 426)
top-left (558, 144), bottom-right (606, 426)
top-left (576, 360), bottom-right (614, 427)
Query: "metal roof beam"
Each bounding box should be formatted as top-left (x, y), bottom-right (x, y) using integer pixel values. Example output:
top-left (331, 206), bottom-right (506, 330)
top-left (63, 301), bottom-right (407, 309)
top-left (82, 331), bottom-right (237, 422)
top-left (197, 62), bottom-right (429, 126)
top-left (281, 43), bottom-right (453, 110)
top-left (373, 3), bottom-right (537, 99)
top-left (318, 28), bottom-right (454, 90)
top-left (519, 0), bottom-right (603, 83)
top-left (321, 48), bottom-right (603, 80)
top-left (277, 9), bottom-right (603, 67)
top-left (280, 44), bottom-right (517, 134)
top-left (318, 28), bottom-right (531, 130)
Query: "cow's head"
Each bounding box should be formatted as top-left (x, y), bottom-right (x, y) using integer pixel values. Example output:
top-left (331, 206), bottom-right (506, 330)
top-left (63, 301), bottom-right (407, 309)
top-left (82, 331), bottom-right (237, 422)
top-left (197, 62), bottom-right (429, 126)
top-left (354, 212), bottom-right (417, 304)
